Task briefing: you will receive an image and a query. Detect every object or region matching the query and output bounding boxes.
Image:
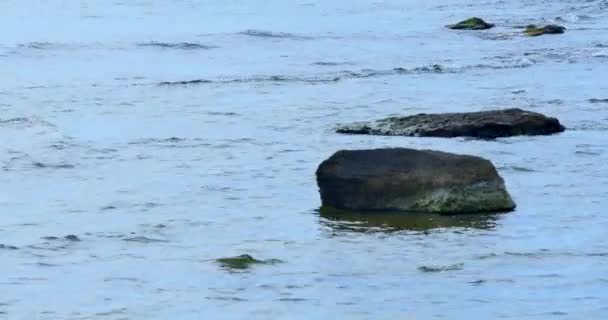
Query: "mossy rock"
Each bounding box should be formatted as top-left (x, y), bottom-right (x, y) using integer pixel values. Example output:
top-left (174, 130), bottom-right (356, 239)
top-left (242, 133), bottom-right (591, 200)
top-left (446, 17), bottom-right (494, 30)
top-left (524, 24), bottom-right (566, 36)
top-left (216, 254), bottom-right (282, 270)
top-left (316, 148), bottom-right (516, 214)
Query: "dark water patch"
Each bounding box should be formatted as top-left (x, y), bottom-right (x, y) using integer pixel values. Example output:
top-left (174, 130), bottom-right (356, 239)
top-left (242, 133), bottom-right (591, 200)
top-left (123, 236), bottom-right (169, 243)
top-left (499, 165), bottom-right (536, 172)
top-left (536, 273), bottom-right (562, 278)
top-left (418, 263), bottom-right (464, 273)
top-left (239, 29), bottom-right (312, 40)
top-left (571, 121), bottom-right (608, 131)
top-left (32, 162), bottom-right (75, 169)
top-left (159, 79), bottom-right (213, 86)
top-left (477, 250), bottom-right (608, 260)
top-left (586, 252), bottom-right (608, 257)
top-left (96, 308), bottom-right (128, 316)
top-left (206, 111), bottom-right (240, 116)
top-left (0, 244), bottom-right (18, 250)
top-left (17, 42), bottom-right (60, 50)
top-left (278, 298), bottom-right (308, 302)
top-left (206, 296), bottom-right (247, 302)
top-left (34, 262), bottom-right (57, 267)
top-left (129, 137), bottom-right (187, 144)
top-left (104, 277), bottom-right (140, 282)
top-left (312, 61), bottom-right (355, 66)
top-left (476, 33), bottom-right (514, 41)
top-left (589, 98), bottom-right (608, 103)
top-left (318, 207), bottom-right (500, 232)
top-left (575, 150), bottom-right (601, 156)
top-left (137, 41), bottom-right (217, 50)
top-left (127, 137), bottom-right (213, 149)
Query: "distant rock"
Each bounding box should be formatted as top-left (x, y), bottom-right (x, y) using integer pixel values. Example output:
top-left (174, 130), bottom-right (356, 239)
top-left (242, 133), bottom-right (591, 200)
top-left (336, 108), bottom-right (565, 139)
top-left (64, 235), bottom-right (81, 242)
top-left (0, 244), bottom-right (18, 250)
top-left (446, 17), bottom-right (494, 30)
top-left (588, 98), bottom-right (608, 104)
top-left (524, 24), bottom-right (566, 36)
top-left (316, 148), bottom-right (516, 214)
top-left (216, 254), bottom-right (282, 270)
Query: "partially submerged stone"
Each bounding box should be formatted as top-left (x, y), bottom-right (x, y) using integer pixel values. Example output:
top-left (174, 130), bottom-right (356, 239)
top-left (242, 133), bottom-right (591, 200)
top-left (336, 108), bottom-right (565, 139)
top-left (316, 148), bottom-right (516, 214)
top-left (524, 24), bottom-right (566, 36)
top-left (216, 254), bottom-right (282, 270)
top-left (446, 17), bottom-right (494, 30)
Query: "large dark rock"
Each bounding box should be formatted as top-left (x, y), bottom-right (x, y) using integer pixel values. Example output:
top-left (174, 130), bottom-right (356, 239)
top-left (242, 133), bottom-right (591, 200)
top-left (336, 108), bottom-right (565, 139)
top-left (446, 17), bottom-right (494, 30)
top-left (316, 148), bottom-right (516, 214)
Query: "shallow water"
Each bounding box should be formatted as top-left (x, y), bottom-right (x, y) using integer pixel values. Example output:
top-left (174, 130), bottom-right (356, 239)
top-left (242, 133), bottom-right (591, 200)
top-left (1, 0), bottom-right (608, 319)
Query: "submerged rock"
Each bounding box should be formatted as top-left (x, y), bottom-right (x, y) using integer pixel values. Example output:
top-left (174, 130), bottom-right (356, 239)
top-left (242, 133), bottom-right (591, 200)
top-left (524, 24), bottom-right (566, 36)
top-left (589, 98), bottom-right (608, 104)
top-left (336, 108), bottom-right (565, 139)
top-left (216, 254), bottom-right (282, 270)
top-left (316, 148), bottom-right (516, 214)
top-left (418, 263), bottom-right (464, 272)
top-left (446, 17), bottom-right (494, 30)
top-left (64, 235), bottom-right (81, 242)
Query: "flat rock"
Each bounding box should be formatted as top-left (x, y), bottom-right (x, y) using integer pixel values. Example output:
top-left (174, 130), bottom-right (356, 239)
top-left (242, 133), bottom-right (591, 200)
top-left (316, 148), bottom-right (516, 214)
top-left (446, 17), bottom-right (494, 30)
top-left (336, 108), bottom-right (565, 139)
top-left (524, 24), bottom-right (566, 36)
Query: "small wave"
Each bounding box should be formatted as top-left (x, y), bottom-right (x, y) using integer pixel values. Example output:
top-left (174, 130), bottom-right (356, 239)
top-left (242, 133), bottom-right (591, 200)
top-left (239, 29), bottom-right (312, 40)
top-left (17, 42), bottom-right (58, 50)
top-left (123, 236), bottom-right (168, 243)
top-left (159, 79), bottom-right (213, 85)
top-left (157, 62), bottom-right (533, 87)
top-left (592, 50), bottom-right (608, 57)
top-left (137, 41), bottom-right (217, 50)
top-left (0, 117), bottom-right (56, 129)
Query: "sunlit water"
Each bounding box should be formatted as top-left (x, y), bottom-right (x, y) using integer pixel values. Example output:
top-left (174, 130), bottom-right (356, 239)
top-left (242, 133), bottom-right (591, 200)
top-left (1, 1), bottom-right (607, 319)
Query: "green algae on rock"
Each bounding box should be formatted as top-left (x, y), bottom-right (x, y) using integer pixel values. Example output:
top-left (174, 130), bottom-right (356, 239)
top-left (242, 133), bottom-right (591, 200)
top-left (216, 254), bottom-right (282, 270)
top-left (446, 17), bottom-right (494, 30)
top-left (316, 148), bottom-right (516, 215)
top-left (524, 24), bottom-right (566, 36)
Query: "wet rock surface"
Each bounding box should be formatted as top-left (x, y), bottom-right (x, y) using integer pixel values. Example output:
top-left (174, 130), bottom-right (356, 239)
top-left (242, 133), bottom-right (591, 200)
top-left (216, 254), bottom-right (282, 270)
top-left (316, 148), bottom-right (516, 214)
top-left (446, 17), bottom-right (494, 30)
top-left (524, 24), bottom-right (566, 36)
top-left (336, 108), bottom-right (565, 139)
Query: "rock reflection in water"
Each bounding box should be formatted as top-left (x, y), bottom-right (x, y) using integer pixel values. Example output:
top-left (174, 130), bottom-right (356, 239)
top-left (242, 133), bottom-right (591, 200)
top-left (318, 207), bottom-right (502, 232)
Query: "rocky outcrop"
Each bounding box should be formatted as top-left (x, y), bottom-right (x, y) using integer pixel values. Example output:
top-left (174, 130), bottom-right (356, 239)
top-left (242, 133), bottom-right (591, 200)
top-left (316, 148), bottom-right (516, 214)
top-left (446, 17), bottom-right (494, 30)
top-left (524, 24), bottom-right (566, 36)
top-left (336, 108), bottom-right (565, 139)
